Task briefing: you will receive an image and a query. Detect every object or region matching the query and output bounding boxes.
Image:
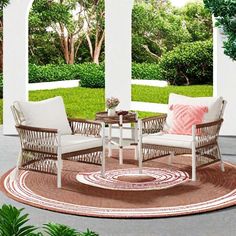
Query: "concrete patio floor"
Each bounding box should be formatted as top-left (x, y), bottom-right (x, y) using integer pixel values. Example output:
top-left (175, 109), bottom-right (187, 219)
top-left (0, 127), bottom-right (235, 236)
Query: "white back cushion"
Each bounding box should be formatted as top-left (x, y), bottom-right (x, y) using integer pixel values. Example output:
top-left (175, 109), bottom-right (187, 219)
top-left (165, 93), bottom-right (223, 130)
top-left (15, 96), bottom-right (72, 134)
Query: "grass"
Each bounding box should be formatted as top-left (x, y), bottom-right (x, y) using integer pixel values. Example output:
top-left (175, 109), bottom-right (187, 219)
top-left (0, 85), bottom-right (213, 124)
top-left (132, 85), bottom-right (213, 104)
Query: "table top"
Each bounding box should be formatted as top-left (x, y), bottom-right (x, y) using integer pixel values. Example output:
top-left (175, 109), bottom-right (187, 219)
top-left (95, 111), bottom-right (137, 124)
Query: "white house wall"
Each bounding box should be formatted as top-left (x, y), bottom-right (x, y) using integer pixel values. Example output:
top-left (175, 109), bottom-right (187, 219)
top-left (3, 0), bottom-right (34, 135)
top-left (105, 0), bottom-right (133, 110)
top-left (214, 27), bottom-right (236, 136)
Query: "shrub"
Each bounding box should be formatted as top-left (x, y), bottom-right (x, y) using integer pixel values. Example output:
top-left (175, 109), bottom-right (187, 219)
top-left (132, 63), bottom-right (161, 80)
top-left (0, 74), bottom-right (3, 99)
top-left (0, 63), bottom-right (163, 93)
top-left (27, 63), bottom-right (162, 88)
top-left (29, 64), bottom-right (81, 83)
top-left (79, 63), bottom-right (105, 88)
top-left (159, 40), bottom-right (213, 85)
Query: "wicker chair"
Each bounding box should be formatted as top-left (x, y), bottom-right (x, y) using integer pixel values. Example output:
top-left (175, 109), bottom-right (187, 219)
top-left (138, 94), bottom-right (226, 181)
top-left (11, 97), bottom-right (105, 188)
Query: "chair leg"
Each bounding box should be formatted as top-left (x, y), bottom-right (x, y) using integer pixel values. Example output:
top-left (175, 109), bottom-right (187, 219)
top-left (169, 152), bottom-right (174, 165)
top-left (192, 151), bottom-right (196, 181)
top-left (101, 148), bottom-right (106, 178)
top-left (192, 125), bottom-right (197, 181)
top-left (10, 150), bottom-right (22, 182)
top-left (100, 122), bottom-right (106, 177)
top-left (138, 120), bottom-right (143, 174)
top-left (217, 144), bottom-right (225, 172)
top-left (57, 153), bottom-right (62, 188)
top-left (138, 147), bottom-right (143, 174)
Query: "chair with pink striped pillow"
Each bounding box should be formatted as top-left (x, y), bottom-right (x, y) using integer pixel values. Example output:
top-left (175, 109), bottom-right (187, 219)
top-left (138, 94), bottom-right (227, 182)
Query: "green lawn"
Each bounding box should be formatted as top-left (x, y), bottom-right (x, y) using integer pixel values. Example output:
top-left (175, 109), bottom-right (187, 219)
top-left (0, 85), bottom-right (213, 124)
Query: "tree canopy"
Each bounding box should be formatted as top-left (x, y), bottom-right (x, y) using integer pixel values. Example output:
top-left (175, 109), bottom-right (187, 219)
top-left (204, 0), bottom-right (236, 61)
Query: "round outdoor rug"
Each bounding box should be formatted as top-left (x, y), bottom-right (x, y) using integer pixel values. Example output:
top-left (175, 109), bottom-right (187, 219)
top-left (1, 150), bottom-right (236, 218)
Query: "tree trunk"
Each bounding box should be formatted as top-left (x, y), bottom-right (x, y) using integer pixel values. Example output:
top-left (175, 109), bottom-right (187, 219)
top-left (68, 36), bottom-right (74, 64)
top-left (91, 31), bottom-right (105, 64)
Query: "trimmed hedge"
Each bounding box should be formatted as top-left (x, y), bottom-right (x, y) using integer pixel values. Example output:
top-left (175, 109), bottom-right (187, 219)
top-left (0, 74), bottom-right (2, 98)
top-left (132, 63), bottom-right (161, 80)
top-left (159, 40), bottom-right (213, 85)
top-left (0, 63), bottom-right (161, 95)
top-left (28, 63), bottom-right (162, 88)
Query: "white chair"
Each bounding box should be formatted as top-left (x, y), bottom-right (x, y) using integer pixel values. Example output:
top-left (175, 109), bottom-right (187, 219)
top-left (11, 96), bottom-right (105, 188)
top-left (138, 93), bottom-right (226, 181)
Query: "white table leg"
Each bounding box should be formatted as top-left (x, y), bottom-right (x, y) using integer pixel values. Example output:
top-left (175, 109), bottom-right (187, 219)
top-left (134, 114), bottom-right (138, 160)
top-left (119, 115), bottom-right (123, 165)
top-left (108, 124), bottom-right (112, 157)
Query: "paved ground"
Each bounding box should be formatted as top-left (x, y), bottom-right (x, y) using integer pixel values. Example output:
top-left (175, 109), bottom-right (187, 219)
top-left (0, 128), bottom-right (235, 236)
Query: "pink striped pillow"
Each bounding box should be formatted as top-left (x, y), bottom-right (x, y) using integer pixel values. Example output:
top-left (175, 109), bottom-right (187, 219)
top-left (168, 104), bottom-right (208, 135)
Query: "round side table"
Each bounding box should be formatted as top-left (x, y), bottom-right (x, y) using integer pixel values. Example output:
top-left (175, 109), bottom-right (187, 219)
top-left (95, 111), bottom-right (138, 164)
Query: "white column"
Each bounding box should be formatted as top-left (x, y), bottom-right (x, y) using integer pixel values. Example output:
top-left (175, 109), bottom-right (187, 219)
top-left (3, 0), bottom-right (33, 135)
top-left (213, 25), bottom-right (236, 135)
top-left (105, 0), bottom-right (133, 110)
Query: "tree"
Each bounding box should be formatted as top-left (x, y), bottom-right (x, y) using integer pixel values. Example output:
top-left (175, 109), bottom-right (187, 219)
top-left (29, 0), bottom-right (84, 65)
top-left (132, 0), bottom-right (191, 63)
top-left (179, 2), bottom-right (212, 42)
top-left (29, 0), bottom-right (105, 65)
top-left (78, 0), bottom-right (105, 64)
top-left (0, 0), bottom-right (10, 72)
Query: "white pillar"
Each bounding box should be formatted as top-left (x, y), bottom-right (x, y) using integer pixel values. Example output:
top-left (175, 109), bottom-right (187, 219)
top-left (3, 0), bottom-right (33, 135)
top-left (213, 26), bottom-right (236, 136)
top-left (105, 0), bottom-right (133, 110)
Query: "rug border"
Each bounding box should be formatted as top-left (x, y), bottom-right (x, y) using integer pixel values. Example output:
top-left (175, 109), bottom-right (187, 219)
top-left (0, 163), bottom-right (236, 219)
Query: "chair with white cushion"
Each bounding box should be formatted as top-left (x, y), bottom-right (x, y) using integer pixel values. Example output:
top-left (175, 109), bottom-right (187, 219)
top-left (11, 96), bottom-right (105, 188)
top-left (138, 93), bottom-right (226, 181)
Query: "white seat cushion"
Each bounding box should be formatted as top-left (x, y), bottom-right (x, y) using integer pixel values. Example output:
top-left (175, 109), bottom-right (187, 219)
top-left (60, 135), bottom-right (102, 154)
top-left (14, 96), bottom-right (72, 135)
top-left (142, 133), bottom-right (193, 149)
top-left (165, 93), bottom-right (223, 131)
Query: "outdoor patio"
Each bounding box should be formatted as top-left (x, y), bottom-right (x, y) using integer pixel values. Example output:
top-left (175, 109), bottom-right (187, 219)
top-left (1, 0), bottom-right (236, 235)
top-left (0, 127), bottom-right (235, 236)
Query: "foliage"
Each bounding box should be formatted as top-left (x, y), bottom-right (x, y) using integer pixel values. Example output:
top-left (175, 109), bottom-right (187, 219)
top-left (0, 74), bottom-right (2, 98)
top-left (79, 63), bottom-right (105, 88)
top-left (29, 0), bottom-right (105, 65)
top-left (43, 223), bottom-right (78, 236)
top-left (0, 204), bottom-right (37, 236)
top-left (0, 0), bottom-right (9, 14)
top-left (27, 0), bottom-right (213, 65)
top-left (77, 0), bottom-right (105, 64)
top-left (0, 204), bottom-right (99, 236)
top-left (78, 229), bottom-right (99, 236)
top-left (0, 0), bottom-right (10, 72)
top-left (29, 64), bottom-right (81, 83)
top-left (27, 63), bottom-right (162, 89)
top-left (132, 0), bottom-right (191, 63)
top-left (29, 0), bottom-right (83, 65)
top-left (204, 0), bottom-right (236, 60)
top-left (178, 2), bottom-right (212, 42)
top-left (159, 40), bottom-right (213, 85)
top-left (132, 63), bottom-right (161, 80)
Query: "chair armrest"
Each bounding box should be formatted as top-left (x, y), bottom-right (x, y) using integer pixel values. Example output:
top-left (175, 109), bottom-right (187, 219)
top-left (195, 119), bottom-right (223, 148)
top-left (141, 114), bottom-right (167, 134)
top-left (16, 125), bottom-right (58, 154)
top-left (16, 125), bottom-right (58, 133)
top-left (68, 118), bottom-right (102, 137)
